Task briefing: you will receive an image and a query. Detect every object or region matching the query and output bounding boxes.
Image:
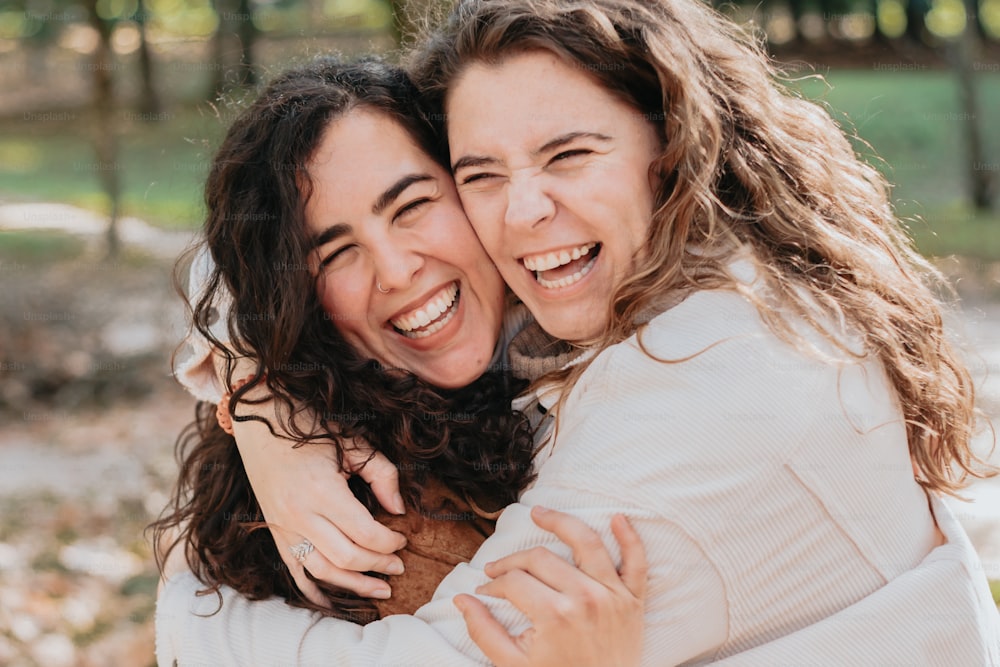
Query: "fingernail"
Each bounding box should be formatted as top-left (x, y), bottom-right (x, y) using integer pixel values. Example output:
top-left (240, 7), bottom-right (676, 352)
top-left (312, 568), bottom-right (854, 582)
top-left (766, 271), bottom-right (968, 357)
top-left (533, 506), bottom-right (550, 516)
top-left (453, 595), bottom-right (468, 613)
top-left (371, 587), bottom-right (391, 599)
top-left (393, 493), bottom-right (405, 515)
top-left (386, 560), bottom-right (404, 575)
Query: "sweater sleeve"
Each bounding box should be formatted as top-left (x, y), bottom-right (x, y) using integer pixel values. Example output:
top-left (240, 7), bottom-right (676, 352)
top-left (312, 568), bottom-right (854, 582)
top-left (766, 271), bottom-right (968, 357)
top-left (714, 494), bottom-right (1000, 666)
top-left (156, 487), bottom-right (725, 665)
top-left (172, 246), bottom-right (233, 403)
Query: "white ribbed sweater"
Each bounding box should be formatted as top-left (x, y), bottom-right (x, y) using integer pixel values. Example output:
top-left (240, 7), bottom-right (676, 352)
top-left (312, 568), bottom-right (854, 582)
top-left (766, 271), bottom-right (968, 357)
top-left (157, 286), bottom-right (1000, 665)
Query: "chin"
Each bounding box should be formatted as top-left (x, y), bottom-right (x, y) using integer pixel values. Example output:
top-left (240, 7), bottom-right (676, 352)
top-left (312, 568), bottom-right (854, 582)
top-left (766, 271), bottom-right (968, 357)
top-left (428, 363), bottom-right (488, 389)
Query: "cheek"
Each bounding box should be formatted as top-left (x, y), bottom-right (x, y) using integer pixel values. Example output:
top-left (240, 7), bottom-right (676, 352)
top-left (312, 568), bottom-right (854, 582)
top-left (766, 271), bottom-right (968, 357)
top-left (314, 273), bottom-right (341, 318)
top-left (315, 273), bottom-right (369, 335)
top-left (458, 191), bottom-right (496, 232)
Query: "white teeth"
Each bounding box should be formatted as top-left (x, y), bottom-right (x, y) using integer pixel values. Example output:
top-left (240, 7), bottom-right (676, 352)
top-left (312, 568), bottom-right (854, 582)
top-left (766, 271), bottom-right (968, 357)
top-left (522, 243), bottom-right (596, 272)
top-left (390, 282), bottom-right (459, 334)
top-left (400, 302), bottom-right (457, 339)
top-left (536, 253), bottom-right (597, 290)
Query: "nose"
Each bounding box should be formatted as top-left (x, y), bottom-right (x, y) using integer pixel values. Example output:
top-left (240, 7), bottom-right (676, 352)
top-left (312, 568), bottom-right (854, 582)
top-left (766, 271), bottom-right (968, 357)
top-left (504, 168), bottom-right (555, 231)
top-left (370, 236), bottom-right (423, 293)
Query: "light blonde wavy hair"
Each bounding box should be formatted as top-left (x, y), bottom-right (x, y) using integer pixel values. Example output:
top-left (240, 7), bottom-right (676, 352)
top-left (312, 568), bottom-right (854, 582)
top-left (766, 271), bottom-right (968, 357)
top-left (413, 0), bottom-right (995, 494)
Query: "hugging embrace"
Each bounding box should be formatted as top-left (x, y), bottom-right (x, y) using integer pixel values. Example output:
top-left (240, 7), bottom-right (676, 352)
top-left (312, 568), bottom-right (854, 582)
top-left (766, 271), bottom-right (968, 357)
top-left (152, 0), bottom-right (1000, 665)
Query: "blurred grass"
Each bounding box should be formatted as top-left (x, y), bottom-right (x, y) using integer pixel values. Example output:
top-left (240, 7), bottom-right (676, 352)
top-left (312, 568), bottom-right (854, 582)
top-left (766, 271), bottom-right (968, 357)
top-left (796, 71), bottom-right (1000, 208)
top-left (992, 579), bottom-right (1000, 605)
top-left (903, 207), bottom-right (1000, 261)
top-left (0, 107), bottom-right (224, 230)
top-left (0, 228), bottom-right (86, 262)
top-left (0, 70), bottom-right (998, 257)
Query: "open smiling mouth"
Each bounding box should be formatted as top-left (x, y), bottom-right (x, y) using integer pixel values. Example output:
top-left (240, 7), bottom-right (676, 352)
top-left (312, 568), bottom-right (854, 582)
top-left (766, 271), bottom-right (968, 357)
top-left (522, 242), bottom-right (601, 289)
top-left (390, 282), bottom-right (460, 339)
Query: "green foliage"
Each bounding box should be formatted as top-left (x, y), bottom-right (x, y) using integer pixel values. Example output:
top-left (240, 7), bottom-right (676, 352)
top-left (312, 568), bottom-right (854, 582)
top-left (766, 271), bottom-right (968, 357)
top-left (0, 108), bottom-right (222, 229)
top-left (904, 207), bottom-right (1000, 261)
top-left (0, 70), bottom-right (997, 257)
top-left (793, 71), bottom-right (1000, 210)
top-left (0, 230), bottom-right (85, 262)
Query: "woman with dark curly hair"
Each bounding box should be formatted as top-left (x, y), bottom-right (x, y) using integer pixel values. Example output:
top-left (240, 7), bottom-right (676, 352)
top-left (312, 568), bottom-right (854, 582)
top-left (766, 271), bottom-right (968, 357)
top-left (153, 53), bottom-right (646, 664)
top-left (158, 0), bottom-right (999, 664)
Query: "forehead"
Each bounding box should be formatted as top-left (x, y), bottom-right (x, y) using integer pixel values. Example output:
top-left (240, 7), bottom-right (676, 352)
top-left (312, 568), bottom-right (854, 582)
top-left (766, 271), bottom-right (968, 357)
top-left (309, 108), bottom-right (426, 178)
top-left (304, 109), bottom-right (441, 225)
top-left (446, 50), bottom-right (633, 150)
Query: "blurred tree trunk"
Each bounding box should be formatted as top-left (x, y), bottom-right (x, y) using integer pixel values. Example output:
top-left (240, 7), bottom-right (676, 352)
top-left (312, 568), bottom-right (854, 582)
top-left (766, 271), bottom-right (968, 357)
top-left (236, 0), bottom-right (257, 86)
top-left (787, 0), bottom-right (808, 43)
top-left (135, 0), bottom-right (162, 116)
top-left (208, 0), bottom-right (228, 98)
top-left (949, 36), bottom-right (996, 211)
top-left (209, 0), bottom-right (257, 94)
top-left (948, 22), bottom-right (995, 210)
top-left (866, 0), bottom-right (889, 43)
top-left (904, 0), bottom-right (931, 43)
top-left (135, 0), bottom-right (161, 115)
top-left (84, 0), bottom-right (122, 259)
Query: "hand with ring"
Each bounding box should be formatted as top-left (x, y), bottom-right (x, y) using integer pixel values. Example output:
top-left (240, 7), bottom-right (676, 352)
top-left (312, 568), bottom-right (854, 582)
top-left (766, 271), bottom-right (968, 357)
top-left (290, 539), bottom-right (315, 564)
top-left (227, 384), bottom-right (408, 606)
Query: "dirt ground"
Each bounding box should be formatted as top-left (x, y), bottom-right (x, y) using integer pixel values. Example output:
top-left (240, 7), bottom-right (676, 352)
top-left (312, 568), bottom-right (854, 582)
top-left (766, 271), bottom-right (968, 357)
top-left (0, 237), bottom-right (192, 666)
top-left (0, 208), bottom-right (998, 665)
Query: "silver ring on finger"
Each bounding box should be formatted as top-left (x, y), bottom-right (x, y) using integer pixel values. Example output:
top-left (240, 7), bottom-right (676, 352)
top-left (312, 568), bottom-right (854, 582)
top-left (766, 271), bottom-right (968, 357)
top-left (290, 538), bottom-right (315, 564)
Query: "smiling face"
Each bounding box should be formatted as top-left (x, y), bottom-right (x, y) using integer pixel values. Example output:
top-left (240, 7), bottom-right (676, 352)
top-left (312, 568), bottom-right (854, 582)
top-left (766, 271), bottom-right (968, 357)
top-left (305, 108), bottom-right (505, 389)
top-left (446, 49), bottom-right (663, 342)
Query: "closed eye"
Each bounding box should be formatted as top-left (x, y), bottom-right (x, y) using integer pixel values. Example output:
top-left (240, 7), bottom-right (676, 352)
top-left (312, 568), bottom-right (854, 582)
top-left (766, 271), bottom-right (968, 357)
top-left (394, 197), bottom-right (432, 222)
top-left (459, 172), bottom-right (500, 186)
top-left (319, 244), bottom-right (355, 269)
top-left (551, 149), bottom-right (592, 163)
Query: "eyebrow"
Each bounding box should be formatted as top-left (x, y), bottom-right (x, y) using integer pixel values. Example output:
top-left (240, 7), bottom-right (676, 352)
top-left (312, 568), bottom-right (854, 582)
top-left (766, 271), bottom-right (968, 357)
top-left (452, 155), bottom-right (501, 173)
top-left (309, 173), bottom-right (436, 249)
top-left (372, 174), bottom-right (435, 216)
top-left (452, 131), bottom-right (612, 173)
top-left (535, 131), bottom-right (612, 157)
top-left (310, 222), bottom-right (351, 250)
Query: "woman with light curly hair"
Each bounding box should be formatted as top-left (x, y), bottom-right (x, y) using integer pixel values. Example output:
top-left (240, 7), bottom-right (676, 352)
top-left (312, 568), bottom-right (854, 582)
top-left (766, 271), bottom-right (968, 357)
top-left (157, 0), bottom-right (999, 664)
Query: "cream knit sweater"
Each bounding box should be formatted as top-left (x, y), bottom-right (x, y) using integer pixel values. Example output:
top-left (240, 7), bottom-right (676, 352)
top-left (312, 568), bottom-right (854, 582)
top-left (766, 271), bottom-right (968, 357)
top-left (158, 284), bottom-right (1000, 665)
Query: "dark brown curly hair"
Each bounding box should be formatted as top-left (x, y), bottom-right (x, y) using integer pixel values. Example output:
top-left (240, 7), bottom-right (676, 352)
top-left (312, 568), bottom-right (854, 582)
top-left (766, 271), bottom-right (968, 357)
top-left (150, 55), bottom-right (536, 622)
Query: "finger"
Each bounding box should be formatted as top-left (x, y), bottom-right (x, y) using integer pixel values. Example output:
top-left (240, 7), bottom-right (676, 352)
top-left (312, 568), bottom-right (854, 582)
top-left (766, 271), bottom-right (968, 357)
top-left (484, 546), bottom-right (591, 596)
top-left (297, 551), bottom-right (392, 600)
top-left (346, 449), bottom-right (405, 516)
top-left (269, 529), bottom-right (333, 606)
top-left (476, 569), bottom-right (568, 623)
top-left (290, 561), bottom-right (330, 608)
top-left (272, 527), bottom-right (393, 598)
top-left (529, 506), bottom-right (621, 587)
top-left (611, 514), bottom-right (648, 600)
top-left (311, 483), bottom-right (407, 555)
top-left (454, 594), bottom-right (526, 667)
top-left (304, 512), bottom-right (405, 575)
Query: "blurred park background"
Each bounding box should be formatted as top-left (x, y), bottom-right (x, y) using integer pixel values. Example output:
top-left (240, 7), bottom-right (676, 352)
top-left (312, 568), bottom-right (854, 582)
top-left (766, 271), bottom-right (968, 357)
top-left (0, 0), bottom-right (999, 664)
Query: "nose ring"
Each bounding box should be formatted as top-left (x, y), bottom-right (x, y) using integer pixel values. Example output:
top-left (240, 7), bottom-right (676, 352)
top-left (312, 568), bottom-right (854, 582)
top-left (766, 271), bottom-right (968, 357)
top-left (376, 280), bottom-right (390, 294)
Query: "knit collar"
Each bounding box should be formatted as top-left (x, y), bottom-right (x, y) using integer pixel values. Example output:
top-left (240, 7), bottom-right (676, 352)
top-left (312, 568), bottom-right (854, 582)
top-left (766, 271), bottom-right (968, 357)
top-left (506, 291), bottom-right (691, 385)
top-left (507, 320), bottom-right (584, 383)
